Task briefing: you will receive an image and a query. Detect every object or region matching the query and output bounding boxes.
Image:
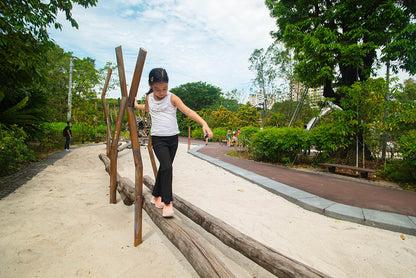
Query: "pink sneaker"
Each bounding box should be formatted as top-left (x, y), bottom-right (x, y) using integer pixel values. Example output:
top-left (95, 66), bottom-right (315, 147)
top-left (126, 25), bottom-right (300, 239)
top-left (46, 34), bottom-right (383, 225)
top-left (151, 196), bottom-right (164, 209)
top-left (163, 203), bottom-right (174, 218)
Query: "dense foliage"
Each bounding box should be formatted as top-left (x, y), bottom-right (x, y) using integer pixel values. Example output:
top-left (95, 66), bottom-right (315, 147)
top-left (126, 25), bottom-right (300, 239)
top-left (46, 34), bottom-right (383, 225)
top-left (266, 0), bottom-right (416, 104)
top-left (0, 124), bottom-right (34, 176)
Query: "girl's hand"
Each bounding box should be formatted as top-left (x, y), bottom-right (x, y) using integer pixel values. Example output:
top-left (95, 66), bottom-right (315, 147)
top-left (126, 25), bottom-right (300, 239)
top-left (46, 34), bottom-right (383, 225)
top-left (203, 125), bottom-right (213, 139)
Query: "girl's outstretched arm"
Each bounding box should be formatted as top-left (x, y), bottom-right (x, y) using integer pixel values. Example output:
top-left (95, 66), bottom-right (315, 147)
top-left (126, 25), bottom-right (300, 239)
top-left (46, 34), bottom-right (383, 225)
top-left (134, 95), bottom-right (149, 112)
top-left (171, 94), bottom-right (213, 139)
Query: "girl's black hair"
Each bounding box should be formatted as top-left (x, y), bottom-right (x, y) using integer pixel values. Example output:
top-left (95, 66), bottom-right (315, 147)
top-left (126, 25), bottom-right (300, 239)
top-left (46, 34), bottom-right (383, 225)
top-left (146, 68), bottom-right (169, 95)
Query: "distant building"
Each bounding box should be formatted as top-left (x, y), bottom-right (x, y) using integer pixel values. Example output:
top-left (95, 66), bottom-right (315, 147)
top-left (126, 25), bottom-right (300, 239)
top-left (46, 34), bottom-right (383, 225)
top-left (307, 86), bottom-right (324, 108)
top-left (282, 82), bottom-right (324, 108)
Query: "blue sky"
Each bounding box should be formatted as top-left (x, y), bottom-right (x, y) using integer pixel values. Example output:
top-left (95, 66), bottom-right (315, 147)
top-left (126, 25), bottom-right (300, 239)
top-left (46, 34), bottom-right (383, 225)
top-left (48, 0), bottom-right (276, 100)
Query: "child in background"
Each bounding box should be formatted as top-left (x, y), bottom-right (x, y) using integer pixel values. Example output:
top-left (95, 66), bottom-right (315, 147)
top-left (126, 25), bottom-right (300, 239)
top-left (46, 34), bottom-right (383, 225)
top-left (135, 68), bottom-right (213, 217)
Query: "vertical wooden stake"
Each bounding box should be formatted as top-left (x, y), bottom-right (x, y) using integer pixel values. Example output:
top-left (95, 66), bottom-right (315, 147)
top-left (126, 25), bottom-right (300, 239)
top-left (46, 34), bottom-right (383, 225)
top-left (147, 137), bottom-right (158, 179)
top-left (109, 96), bottom-right (127, 203)
top-left (188, 126), bottom-right (191, 151)
top-left (110, 45), bottom-right (131, 204)
top-left (101, 68), bottom-right (112, 157)
top-left (122, 46), bottom-right (147, 246)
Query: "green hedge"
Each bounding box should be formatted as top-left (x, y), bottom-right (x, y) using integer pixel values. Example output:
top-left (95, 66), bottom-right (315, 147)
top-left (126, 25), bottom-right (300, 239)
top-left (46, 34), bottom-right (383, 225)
top-left (0, 124), bottom-right (34, 176)
top-left (249, 127), bottom-right (310, 164)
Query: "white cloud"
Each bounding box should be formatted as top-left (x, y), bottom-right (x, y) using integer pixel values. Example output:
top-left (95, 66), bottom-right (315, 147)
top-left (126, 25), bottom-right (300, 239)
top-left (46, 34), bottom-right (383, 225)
top-left (48, 0), bottom-right (276, 99)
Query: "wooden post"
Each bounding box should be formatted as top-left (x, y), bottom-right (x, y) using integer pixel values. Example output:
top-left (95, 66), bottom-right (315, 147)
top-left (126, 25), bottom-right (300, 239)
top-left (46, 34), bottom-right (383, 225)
top-left (101, 68), bottom-right (112, 157)
top-left (147, 137), bottom-right (158, 180)
top-left (109, 96), bottom-right (127, 204)
top-left (128, 47), bottom-right (147, 246)
top-left (188, 126), bottom-right (191, 151)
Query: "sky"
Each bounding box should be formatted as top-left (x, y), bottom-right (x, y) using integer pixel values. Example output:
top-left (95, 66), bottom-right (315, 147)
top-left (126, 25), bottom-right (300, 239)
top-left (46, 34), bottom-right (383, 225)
top-left (48, 0), bottom-right (277, 100)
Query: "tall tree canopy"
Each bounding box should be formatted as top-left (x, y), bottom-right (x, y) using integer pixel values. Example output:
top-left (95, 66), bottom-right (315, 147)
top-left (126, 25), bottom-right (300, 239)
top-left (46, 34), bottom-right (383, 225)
top-left (0, 0), bottom-right (98, 135)
top-left (266, 0), bottom-right (416, 104)
top-left (170, 81), bottom-right (222, 111)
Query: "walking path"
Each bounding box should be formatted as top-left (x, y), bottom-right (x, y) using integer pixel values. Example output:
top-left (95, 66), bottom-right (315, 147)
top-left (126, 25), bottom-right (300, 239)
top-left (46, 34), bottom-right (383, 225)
top-left (187, 140), bottom-right (416, 235)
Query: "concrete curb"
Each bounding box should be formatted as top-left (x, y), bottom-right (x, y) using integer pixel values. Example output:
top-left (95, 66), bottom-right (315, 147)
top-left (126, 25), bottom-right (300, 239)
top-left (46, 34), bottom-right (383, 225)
top-left (189, 145), bottom-right (416, 236)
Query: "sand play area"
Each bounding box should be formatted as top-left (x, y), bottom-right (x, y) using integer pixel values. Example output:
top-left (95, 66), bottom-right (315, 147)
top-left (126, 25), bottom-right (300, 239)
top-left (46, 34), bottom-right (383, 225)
top-left (0, 143), bottom-right (415, 277)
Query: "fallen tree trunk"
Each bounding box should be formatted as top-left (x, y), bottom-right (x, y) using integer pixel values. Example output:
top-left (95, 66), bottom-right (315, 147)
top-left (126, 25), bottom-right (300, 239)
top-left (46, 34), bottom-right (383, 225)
top-left (98, 153), bottom-right (235, 278)
top-left (117, 141), bottom-right (131, 152)
top-left (143, 175), bottom-right (331, 278)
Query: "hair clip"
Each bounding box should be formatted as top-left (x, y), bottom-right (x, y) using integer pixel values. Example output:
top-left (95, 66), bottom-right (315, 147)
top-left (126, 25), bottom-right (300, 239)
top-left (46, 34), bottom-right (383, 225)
top-left (150, 76), bottom-right (154, 82)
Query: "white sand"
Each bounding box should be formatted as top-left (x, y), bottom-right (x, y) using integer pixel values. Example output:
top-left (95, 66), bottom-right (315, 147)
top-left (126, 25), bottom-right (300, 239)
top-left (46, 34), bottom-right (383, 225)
top-left (0, 143), bottom-right (415, 278)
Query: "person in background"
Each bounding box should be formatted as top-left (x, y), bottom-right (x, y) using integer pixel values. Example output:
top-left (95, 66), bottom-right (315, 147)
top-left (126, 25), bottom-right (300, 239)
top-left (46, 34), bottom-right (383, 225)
top-left (63, 121), bottom-right (72, 152)
top-left (134, 68), bottom-right (213, 217)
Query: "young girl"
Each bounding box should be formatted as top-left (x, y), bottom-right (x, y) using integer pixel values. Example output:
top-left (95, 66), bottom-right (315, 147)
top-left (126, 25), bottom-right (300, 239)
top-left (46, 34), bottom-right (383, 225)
top-left (134, 68), bottom-right (213, 217)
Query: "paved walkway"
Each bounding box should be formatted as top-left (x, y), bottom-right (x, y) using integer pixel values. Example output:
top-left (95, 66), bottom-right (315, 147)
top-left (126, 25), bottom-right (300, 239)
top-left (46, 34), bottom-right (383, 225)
top-left (184, 139), bottom-right (416, 235)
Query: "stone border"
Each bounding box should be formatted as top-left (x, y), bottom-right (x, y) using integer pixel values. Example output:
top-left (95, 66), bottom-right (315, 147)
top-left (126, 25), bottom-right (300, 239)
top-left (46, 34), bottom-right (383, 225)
top-left (189, 145), bottom-right (416, 236)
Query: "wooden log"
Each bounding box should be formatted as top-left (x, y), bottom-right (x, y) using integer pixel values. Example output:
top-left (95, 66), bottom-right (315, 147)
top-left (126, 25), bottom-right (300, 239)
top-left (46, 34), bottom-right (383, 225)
top-left (143, 175), bottom-right (331, 278)
top-left (117, 142), bottom-right (131, 152)
top-left (98, 153), bottom-right (235, 278)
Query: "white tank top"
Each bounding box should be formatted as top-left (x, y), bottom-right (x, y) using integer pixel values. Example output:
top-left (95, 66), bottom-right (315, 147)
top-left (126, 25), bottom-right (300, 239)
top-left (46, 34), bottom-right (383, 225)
top-left (148, 92), bottom-right (180, 136)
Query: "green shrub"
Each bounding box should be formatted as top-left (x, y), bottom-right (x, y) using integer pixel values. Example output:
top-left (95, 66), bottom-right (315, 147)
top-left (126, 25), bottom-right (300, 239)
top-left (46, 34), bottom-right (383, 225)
top-left (212, 127), bottom-right (227, 142)
top-left (250, 127), bottom-right (310, 164)
top-left (0, 124), bottom-right (34, 176)
top-left (238, 126), bottom-right (260, 148)
top-left (40, 122), bottom-right (108, 151)
top-left (309, 110), bottom-right (356, 160)
top-left (382, 129), bottom-right (416, 187)
top-left (398, 129), bottom-right (416, 169)
top-left (191, 128), bottom-right (204, 139)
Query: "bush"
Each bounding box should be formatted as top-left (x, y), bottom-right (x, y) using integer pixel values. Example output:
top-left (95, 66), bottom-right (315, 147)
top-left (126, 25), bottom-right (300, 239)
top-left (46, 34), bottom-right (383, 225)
top-left (39, 122), bottom-right (108, 152)
top-left (382, 129), bottom-right (416, 188)
top-left (191, 128), bottom-right (204, 139)
top-left (0, 124), bottom-right (34, 176)
top-left (237, 126), bottom-right (260, 148)
top-left (250, 127), bottom-right (310, 164)
top-left (212, 127), bottom-right (227, 142)
top-left (398, 129), bottom-right (416, 169)
top-left (309, 110), bottom-right (356, 160)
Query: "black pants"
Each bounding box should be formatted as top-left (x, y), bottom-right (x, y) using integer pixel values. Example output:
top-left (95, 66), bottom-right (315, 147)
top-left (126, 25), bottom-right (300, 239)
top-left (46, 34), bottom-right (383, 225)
top-left (64, 136), bottom-right (71, 149)
top-left (151, 135), bottom-right (178, 205)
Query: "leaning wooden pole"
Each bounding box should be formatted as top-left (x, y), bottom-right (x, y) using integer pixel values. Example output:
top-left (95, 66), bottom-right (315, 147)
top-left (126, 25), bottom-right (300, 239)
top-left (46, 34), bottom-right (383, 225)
top-left (101, 68), bottom-right (112, 157)
top-left (125, 46), bottom-right (147, 246)
top-left (110, 45), bottom-right (133, 204)
top-left (188, 126), bottom-right (191, 151)
top-left (109, 96), bottom-right (127, 203)
top-left (147, 137), bottom-right (158, 180)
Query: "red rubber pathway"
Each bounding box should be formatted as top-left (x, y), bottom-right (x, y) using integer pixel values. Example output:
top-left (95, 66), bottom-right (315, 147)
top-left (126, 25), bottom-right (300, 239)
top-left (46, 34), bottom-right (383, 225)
top-left (181, 138), bottom-right (416, 217)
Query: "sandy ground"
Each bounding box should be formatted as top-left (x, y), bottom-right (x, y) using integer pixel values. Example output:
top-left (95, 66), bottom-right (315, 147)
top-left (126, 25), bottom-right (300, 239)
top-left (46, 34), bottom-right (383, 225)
top-left (0, 143), bottom-right (415, 278)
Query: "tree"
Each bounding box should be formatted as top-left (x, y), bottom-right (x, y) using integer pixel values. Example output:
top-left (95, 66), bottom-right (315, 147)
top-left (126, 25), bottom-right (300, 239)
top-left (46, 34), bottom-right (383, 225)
top-left (0, 0), bottom-right (98, 135)
top-left (266, 0), bottom-right (416, 105)
top-left (249, 47), bottom-right (280, 108)
top-left (43, 43), bottom-right (73, 122)
top-left (398, 78), bottom-right (416, 103)
top-left (170, 81), bottom-right (222, 111)
top-left (0, 0), bottom-right (98, 43)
